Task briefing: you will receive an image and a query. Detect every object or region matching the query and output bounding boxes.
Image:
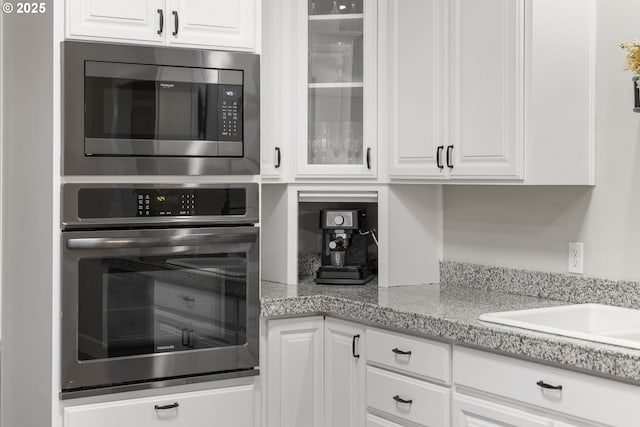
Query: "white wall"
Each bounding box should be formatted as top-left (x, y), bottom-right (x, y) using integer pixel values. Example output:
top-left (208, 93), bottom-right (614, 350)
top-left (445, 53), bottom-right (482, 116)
top-left (443, 0), bottom-right (640, 281)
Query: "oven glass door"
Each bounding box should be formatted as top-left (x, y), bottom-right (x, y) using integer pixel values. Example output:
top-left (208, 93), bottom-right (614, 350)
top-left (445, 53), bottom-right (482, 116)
top-left (62, 226), bottom-right (259, 391)
top-left (77, 254), bottom-right (247, 360)
top-left (83, 61), bottom-right (243, 157)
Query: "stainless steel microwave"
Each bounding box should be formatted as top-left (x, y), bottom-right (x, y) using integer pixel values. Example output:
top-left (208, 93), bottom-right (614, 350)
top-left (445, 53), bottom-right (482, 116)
top-left (62, 41), bottom-right (260, 175)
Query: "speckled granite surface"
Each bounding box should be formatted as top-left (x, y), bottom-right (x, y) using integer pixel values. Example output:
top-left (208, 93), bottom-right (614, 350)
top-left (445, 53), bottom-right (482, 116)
top-left (261, 280), bottom-right (640, 383)
top-left (441, 260), bottom-right (640, 309)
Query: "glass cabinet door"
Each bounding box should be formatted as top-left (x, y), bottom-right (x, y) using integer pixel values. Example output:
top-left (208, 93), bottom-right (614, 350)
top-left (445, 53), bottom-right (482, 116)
top-left (299, 0), bottom-right (377, 177)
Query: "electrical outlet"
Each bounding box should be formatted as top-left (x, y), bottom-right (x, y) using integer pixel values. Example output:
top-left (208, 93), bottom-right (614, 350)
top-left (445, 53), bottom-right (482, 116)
top-left (568, 242), bottom-right (584, 274)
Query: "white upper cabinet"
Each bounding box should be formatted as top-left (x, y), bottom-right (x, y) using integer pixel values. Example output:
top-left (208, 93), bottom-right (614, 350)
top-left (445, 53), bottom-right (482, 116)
top-left (262, 0), bottom-right (379, 181)
top-left (386, 0), bottom-right (595, 185)
top-left (299, 0), bottom-right (379, 179)
top-left (382, 0), bottom-right (448, 180)
top-left (449, 0), bottom-right (524, 180)
top-left (166, 0), bottom-right (256, 51)
top-left (66, 0), bottom-right (165, 44)
top-left (66, 0), bottom-right (258, 52)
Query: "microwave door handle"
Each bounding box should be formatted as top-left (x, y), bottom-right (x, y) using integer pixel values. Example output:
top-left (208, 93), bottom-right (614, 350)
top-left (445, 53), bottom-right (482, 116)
top-left (66, 233), bottom-right (257, 250)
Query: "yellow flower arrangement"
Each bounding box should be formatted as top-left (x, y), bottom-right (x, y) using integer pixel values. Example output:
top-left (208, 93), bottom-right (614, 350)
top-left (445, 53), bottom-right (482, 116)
top-left (620, 40), bottom-right (640, 87)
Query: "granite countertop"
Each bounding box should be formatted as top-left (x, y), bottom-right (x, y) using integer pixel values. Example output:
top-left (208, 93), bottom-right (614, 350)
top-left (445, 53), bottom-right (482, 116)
top-left (261, 281), bottom-right (640, 384)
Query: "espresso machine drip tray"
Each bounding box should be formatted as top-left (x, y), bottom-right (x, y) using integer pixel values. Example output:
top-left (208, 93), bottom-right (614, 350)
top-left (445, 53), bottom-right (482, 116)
top-left (315, 265), bottom-right (374, 285)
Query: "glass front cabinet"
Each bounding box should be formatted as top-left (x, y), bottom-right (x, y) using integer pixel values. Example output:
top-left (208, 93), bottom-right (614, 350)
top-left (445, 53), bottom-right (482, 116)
top-left (290, 0), bottom-right (378, 178)
top-left (302, 0), bottom-right (377, 177)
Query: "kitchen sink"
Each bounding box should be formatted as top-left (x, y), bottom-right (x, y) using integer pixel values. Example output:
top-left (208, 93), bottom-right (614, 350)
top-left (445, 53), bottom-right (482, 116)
top-left (479, 304), bottom-right (640, 350)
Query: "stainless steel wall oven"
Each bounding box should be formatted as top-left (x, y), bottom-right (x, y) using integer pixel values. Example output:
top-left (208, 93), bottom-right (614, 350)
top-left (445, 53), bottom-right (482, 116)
top-left (62, 41), bottom-right (260, 175)
top-left (61, 183), bottom-right (259, 398)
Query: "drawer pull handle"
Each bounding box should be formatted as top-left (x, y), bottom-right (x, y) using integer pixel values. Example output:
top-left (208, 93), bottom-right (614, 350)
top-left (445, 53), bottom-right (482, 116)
top-left (536, 380), bottom-right (563, 391)
top-left (393, 395), bottom-right (413, 405)
top-left (155, 402), bottom-right (179, 411)
top-left (392, 347), bottom-right (412, 356)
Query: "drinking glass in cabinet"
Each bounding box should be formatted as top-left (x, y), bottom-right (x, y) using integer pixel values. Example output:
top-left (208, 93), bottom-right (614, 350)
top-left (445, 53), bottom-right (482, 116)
top-left (330, 41), bottom-right (351, 82)
top-left (345, 121), bottom-right (363, 164)
top-left (309, 0), bottom-right (363, 15)
top-left (308, 120), bottom-right (363, 165)
top-left (308, 26), bottom-right (362, 84)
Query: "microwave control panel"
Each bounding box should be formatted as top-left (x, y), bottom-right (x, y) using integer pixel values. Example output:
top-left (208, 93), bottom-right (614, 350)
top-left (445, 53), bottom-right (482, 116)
top-left (218, 85), bottom-right (243, 142)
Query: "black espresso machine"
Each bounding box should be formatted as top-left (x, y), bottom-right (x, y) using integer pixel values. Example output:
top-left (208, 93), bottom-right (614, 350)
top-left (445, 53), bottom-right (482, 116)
top-left (315, 209), bottom-right (375, 285)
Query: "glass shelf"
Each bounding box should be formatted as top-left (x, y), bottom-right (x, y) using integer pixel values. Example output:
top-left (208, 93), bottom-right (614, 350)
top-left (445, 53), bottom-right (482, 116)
top-left (309, 82), bottom-right (364, 89)
top-left (308, 13), bottom-right (364, 21)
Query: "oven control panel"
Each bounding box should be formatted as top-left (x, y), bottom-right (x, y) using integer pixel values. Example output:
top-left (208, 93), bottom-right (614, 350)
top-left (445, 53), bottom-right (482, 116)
top-left (76, 188), bottom-right (247, 219)
top-left (137, 191), bottom-right (197, 216)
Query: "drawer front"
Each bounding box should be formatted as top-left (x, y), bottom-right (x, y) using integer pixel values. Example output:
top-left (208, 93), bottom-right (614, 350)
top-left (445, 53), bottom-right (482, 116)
top-left (64, 385), bottom-right (254, 427)
top-left (454, 346), bottom-right (640, 426)
top-left (366, 328), bottom-right (451, 385)
top-left (366, 366), bottom-right (450, 427)
top-left (452, 393), bottom-right (553, 427)
top-left (366, 413), bottom-right (405, 427)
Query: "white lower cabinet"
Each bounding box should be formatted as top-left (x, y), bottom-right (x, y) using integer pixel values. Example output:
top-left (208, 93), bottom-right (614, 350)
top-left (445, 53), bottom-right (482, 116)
top-left (265, 317), bottom-right (365, 427)
top-left (452, 393), bottom-right (553, 427)
top-left (453, 393), bottom-right (584, 427)
top-left (367, 366), bottom-right (450, 426)
top-left (366, 413), bottom-right (405, 427)
top-left (365, 327), bottom-right (452, 427)
top-left (325, 318), bottom-right (366, 427)
top-left (266, 316), bottom-right (325, 427)
top-left (454, 346), bottom-right (640, 426)
top-left (265, 318), bottom-right (640, 427)
top-left (63, 386), bottom-right (255, 427)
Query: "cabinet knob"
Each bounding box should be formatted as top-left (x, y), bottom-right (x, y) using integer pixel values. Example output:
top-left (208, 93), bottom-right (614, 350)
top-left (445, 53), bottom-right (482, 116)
top-left (366, 148), bottom-right (372, 170)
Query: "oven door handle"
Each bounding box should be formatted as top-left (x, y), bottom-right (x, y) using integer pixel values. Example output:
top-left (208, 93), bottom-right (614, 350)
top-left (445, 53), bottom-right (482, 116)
top-left (66, 233), bottom-right (257, 250)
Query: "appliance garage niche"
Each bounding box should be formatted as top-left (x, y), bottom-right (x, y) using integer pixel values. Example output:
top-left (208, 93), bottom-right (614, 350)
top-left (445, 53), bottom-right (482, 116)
top-left (298, 192), bottom-right (378, 285)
